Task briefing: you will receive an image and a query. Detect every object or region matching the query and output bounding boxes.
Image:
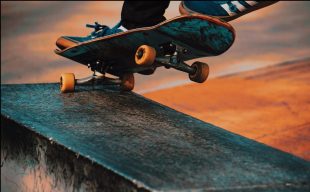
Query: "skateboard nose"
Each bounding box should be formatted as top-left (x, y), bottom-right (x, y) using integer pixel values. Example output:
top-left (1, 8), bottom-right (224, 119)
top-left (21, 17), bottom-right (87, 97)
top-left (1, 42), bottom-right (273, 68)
top-left (56, 36), bottom-right (78, 50)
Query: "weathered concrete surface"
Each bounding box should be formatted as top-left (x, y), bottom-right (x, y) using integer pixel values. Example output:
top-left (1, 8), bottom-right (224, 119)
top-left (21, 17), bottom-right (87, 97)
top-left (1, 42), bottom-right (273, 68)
top-left (144, 58), bottom-right (310, 160)
top-left (1, 83), bottom-right (310, 191)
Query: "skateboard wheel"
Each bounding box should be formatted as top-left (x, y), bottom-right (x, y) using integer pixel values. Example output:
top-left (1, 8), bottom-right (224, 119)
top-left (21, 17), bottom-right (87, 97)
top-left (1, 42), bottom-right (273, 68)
top-left (135, 45), bottom-right (156, 65)
top-left (189, 62), bottom-right (209, 83)
top-left (60, 73), bottom-right (75, 93)
top-left (120, 73), bottom-right (135, 91)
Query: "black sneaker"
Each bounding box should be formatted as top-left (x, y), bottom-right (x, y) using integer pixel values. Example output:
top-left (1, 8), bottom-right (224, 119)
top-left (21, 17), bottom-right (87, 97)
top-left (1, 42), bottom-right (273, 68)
top-left (179, 1), bottom-right (279, 22)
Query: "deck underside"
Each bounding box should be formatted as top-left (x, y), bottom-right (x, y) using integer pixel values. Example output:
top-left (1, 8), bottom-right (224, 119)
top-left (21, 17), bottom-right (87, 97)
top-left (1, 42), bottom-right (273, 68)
top-left (56, 15), bottom-right (235, 75)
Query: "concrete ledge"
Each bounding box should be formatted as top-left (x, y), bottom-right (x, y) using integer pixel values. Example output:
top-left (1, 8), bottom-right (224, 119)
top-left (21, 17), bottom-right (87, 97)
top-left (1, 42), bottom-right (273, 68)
top-left (1, 116), bottom-right (140, 192)
top-left (1, 84), bottom-right (310, 191)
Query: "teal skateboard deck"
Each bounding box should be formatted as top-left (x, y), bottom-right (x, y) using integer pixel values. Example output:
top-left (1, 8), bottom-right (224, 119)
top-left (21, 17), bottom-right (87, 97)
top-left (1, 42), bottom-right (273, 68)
top-left (55, 14), bottom-right (235, 92)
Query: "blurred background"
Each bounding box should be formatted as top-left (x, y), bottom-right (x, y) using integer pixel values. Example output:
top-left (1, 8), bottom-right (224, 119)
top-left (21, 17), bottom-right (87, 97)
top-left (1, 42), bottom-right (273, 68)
top-left (2, 1), bottom-right (309, 93)
top-left (2, 1), bottom-right (310, 160)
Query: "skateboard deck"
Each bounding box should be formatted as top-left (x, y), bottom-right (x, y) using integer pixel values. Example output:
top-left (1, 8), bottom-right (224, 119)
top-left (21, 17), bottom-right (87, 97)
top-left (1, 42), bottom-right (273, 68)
top-left (55, 14), bottom-right (235, 76)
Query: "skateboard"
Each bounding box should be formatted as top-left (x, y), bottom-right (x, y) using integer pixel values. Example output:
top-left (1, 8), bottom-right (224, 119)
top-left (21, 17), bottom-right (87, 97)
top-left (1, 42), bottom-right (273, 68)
top-left (55, 14), bottom-right (235, 93)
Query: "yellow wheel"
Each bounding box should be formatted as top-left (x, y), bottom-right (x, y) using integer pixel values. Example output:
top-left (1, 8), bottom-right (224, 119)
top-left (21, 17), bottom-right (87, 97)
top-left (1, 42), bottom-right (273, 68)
top-left (60, 73), bottom-right (75, 93)
top-left (120, 73), bottom-right (134, 91)
top-left (135, 45), bottom-right (156, 65)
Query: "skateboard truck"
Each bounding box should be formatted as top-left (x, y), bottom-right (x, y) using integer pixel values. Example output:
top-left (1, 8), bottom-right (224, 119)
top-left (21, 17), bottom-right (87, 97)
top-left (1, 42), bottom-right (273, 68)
top-left (60, 71), bottom-right (134, 93)
top-left (135, 43), bottom-right (209, 83)
top-left (76, 72), bottom-right (121, 85)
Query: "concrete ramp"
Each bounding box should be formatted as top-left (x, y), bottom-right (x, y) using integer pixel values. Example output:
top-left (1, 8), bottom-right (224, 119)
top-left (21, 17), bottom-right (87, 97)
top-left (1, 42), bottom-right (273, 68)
top-left (1, 84), bottom-right (309, 191)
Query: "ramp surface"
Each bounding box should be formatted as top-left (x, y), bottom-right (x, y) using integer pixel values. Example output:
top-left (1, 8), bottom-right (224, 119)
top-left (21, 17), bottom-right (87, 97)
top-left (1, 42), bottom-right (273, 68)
top-left (1, 84), bottom-right (310, 191)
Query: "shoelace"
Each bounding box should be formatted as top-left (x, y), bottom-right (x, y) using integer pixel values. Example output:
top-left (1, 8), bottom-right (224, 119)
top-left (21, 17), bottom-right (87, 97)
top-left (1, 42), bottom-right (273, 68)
top-left (86, 22), bottom-right (123, 38)
top-left (86, 22), bottom-right (111, 37)
top-left (86, 22), bottom-right (108, 32)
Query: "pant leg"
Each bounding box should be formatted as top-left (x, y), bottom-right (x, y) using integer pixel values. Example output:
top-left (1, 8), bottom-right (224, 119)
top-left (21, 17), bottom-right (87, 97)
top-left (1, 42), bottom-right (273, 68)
top-left (121, 1), bottom-right (170, 29)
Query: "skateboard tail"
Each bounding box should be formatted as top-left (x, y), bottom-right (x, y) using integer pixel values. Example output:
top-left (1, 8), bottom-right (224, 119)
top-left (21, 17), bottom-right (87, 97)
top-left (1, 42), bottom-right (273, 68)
top-left (156, 16), bottom-right (235, 56)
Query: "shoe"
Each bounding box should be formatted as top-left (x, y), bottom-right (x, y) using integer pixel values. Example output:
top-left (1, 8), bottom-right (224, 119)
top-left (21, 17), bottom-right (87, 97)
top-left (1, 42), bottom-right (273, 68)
top-left (179, 1), bottom-right (278, 22)
top-left (56, 22), bottom-right (126, 50)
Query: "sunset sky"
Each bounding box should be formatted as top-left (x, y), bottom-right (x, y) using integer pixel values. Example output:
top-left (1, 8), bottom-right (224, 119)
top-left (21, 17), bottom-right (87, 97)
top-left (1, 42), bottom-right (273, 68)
top-left (1, 1), bottom-right (310, 93)
top-left (145, 58), bottom-right (310, 160)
